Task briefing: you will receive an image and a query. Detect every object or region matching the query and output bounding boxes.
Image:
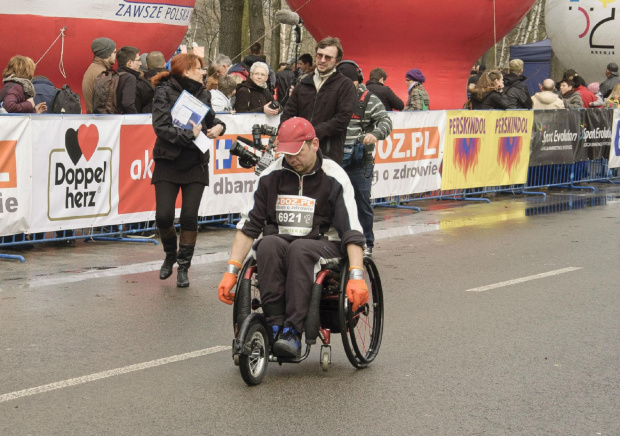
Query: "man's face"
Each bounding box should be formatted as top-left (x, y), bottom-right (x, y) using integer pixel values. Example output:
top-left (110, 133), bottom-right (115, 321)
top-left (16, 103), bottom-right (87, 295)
top-left (315, 46), bottom-right (338, 74)
top-left (215, 64), bottom-right (229, 77)
top-left (559, 82), bottom-right (571, 95)
top-left (284, 139), bottom-right (319, 175)
top-left (127, 53), bottom-right (141, 72)
top-left (606, 69), bottom-right (612, 78)
top-left (107, 49), bottom-right (117, 65)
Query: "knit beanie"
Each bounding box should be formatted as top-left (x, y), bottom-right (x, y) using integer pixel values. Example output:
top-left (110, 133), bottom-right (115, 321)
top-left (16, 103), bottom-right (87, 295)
top-left (406, 68), bottom-right (425, 83)
top-left (91, 37), bottom-right (116, 59)
top-left (587, 82), bottom-right (600, 94)
top-left (337, 62), bottom-right (361, 82)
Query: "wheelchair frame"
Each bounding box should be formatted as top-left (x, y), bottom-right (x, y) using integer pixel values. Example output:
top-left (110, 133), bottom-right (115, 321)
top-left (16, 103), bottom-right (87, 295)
top-left (231, 255), bottom-right (384, 386)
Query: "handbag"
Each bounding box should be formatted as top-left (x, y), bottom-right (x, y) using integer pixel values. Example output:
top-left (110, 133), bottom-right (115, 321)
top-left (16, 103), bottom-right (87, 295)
top-left (342, 141), bottom-right (366, 168)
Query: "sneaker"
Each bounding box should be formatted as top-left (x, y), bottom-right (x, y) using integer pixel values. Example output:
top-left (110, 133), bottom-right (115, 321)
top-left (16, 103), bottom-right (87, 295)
top-left (272, 327), bottom-right (301, 358)
top-left (270, 325), bottom-right (281, 342)
top-left (363, 247), bottom-right (373, 257)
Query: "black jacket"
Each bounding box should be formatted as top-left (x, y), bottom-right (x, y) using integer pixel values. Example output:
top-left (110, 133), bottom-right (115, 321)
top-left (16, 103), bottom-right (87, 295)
top-left (276, 68), bottom-right (296, 107)
top-left (503, 73), bottom-right (533, 109)
top-left (280, 71), bottom-right (357, 164)
top-left (151, 75), bottom-right (226, 177)
top-left (365, 80), bottom-right (404, 111)
top-left (233, 79), bottom-right (274, 113)
top-left (116, 66), bottom-right (140, 114)
top-left (471, 90), bottom-right (509, 110)
top-left (239, 151), bottom-right (365, 252)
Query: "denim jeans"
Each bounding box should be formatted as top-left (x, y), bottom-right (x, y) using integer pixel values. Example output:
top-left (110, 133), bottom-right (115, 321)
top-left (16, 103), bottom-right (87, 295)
top-left (345, 163), bottom-right (374, 248)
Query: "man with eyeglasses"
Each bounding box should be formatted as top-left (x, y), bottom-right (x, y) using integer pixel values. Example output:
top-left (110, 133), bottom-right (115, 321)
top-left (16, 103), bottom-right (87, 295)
top-left (280, 36), bottom-right (357, 165)
top-left (116, 46), bottom-right (153, 114)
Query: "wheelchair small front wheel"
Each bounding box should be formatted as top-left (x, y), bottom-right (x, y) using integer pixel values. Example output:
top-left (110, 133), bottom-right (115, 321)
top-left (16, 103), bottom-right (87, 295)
top-left (239, 322), bottom-right (269, 386)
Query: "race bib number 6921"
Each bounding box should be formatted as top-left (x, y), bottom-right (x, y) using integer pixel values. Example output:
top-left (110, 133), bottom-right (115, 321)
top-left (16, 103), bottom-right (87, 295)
top-left (275, 195), bottom-right (315, 236)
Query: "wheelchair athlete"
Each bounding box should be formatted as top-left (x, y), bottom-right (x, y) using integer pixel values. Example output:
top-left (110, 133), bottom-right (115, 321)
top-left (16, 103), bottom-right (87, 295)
top-left (218, 117), bottom-right (369, 358)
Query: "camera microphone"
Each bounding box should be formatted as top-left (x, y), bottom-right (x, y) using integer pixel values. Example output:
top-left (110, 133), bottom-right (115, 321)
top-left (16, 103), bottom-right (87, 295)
top-left (275, 10), bottom-right (303, 26)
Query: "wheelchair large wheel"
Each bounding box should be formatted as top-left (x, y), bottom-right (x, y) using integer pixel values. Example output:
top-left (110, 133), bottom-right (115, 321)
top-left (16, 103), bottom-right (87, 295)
top-left (339, 257), bottom-right (384, 369)
top-left (233, 258), bottom-right (261, 333)
top-left (239, 321), bottom-right (269, 386)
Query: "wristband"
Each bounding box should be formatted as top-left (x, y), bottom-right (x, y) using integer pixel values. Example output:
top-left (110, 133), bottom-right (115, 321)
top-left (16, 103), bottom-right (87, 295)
top-left (226, 264), bottom-right (240, 275)
top-left (349, 269), bottom-right (364, 280)
top-left (228, 260), bottom-right (242, 268)
top-left (348, 266), bottom-right (364, 271)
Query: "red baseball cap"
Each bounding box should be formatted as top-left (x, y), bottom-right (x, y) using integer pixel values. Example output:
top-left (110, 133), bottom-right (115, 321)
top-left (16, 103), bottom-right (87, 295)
top-left (277, 117), bottom-right (316, 155)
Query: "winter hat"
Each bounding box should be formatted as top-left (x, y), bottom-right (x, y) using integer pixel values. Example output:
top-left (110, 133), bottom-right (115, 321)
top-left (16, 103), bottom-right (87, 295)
top-left (607, 62), bottom-right (619, 74)
top-left (337, 62), bottom-right (361, 82)
top-left (277, 117), bottom-right (316, 155)
top-left (91, 37), bottom-right (116, 59)
top-left (406, 68), bottom-right (425, 83)
top-left (587, 82), bottom-right (600, 94)
top-left (139, 53), bottom-right (148, 72)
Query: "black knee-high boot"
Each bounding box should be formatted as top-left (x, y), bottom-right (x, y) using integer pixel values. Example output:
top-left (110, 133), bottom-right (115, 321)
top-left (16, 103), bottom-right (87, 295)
top-left (159, 226), bottom-right (177, 280)
top-left (177, 229), bottom-right (197, 287)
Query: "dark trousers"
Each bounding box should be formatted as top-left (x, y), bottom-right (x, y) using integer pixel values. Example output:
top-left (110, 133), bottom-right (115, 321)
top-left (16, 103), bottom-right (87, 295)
top-left (255, 235), bottom-right (341, 332)
top-left (345, 163), bottom-right (374, 248)
top-left (154, 181), bottom-right (205, 231)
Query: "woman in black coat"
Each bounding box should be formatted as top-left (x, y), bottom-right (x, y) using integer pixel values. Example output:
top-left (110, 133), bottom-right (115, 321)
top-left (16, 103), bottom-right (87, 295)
top-left (233, 61), bottom-right (280, 115)
top-left (470, 70), bottom-right (509, 110)
top-left (151, 53), bottom-right (226, 287)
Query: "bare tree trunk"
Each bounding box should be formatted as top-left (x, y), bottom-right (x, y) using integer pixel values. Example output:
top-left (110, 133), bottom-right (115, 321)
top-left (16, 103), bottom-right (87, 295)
top-left (249, 0), bottom-right (265, 49)
top-left (219, 0), bottom-right (244, 60)
top-left (270, 0), bottom-right (281, 68)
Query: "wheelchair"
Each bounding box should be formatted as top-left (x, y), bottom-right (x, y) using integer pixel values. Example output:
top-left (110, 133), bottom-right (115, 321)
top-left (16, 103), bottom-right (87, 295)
top-left (231, 255), bottom-right (384, 386)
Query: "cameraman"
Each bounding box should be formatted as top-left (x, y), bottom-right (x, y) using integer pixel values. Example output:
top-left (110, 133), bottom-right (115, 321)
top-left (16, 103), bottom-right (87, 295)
top-left (233, 62), bottom-right (280, 115)
top-left (217, 117), bottom-right (368, 358)
top-left (337, 61), bottom-right (392, 257)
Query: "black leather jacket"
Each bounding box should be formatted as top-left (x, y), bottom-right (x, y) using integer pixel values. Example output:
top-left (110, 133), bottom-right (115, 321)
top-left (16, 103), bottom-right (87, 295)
top-left (151, 75), bottom-right (225, 169)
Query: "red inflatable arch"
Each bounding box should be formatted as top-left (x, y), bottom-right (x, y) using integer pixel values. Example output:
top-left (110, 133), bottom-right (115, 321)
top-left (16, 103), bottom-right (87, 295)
top-left (0, 0), bottom-right (196, 111)
top-left (287, 0), bottom-right (536, 110)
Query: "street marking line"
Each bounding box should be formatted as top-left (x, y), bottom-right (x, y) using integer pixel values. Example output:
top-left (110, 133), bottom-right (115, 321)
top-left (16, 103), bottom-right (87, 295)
top-left (0, 345), bottom-right (231, 403)
top-left (465, 267), bottom-right (583, 292)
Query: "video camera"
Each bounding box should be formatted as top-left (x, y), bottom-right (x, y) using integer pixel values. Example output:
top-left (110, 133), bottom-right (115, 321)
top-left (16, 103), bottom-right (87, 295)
top-left (229, 124), bottom-right (279, 176)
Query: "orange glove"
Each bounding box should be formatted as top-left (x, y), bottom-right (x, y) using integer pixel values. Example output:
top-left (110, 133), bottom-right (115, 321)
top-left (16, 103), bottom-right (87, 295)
top-left (218, 272), bottom-right (237, 305)
top-left (346, 279), bottom-right (369, 312)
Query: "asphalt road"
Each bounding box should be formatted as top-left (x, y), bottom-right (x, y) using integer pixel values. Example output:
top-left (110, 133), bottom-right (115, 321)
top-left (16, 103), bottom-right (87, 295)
top-left (1, 187), bottom-right (619, 435)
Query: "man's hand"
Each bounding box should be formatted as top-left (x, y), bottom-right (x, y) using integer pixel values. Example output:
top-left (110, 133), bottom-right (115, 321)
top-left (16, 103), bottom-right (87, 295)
top-left (218, 272), bottom-right (237, 305)
top-left (362, 133), bottom-right (378, 145)
top-left (346, 279), bottom-right (369, 312)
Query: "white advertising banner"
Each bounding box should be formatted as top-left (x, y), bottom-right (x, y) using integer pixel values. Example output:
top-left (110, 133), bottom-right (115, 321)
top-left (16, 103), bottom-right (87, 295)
top-left (371, 111), bottom-right (446, 199)
top-left (30, 115), bottom-right (123, 233)
top-left (609, 109), bottom-right (620, 169)
top-left (0, 115), bottom-right (31, 236)
top-left (201, 113), bottom-right (280, 216)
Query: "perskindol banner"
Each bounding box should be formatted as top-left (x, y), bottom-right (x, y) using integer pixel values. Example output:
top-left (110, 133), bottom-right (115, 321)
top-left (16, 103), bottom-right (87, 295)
top-left (574, 109), bottom-right (613, 162)
top-left (442, 110), bottom-right (532, 189)
top-left (530, 109), bottom-right (581, 166)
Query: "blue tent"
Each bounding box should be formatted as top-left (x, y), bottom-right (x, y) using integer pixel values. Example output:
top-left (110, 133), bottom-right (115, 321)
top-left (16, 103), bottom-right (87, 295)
top-left (510, 39), bottom-right (552, 97)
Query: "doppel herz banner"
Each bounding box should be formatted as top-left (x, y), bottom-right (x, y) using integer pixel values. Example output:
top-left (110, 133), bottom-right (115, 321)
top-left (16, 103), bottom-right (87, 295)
top-left (530, 109), bottom-right (581, 166)
top-left (574, 108), bottom-right (612, 162)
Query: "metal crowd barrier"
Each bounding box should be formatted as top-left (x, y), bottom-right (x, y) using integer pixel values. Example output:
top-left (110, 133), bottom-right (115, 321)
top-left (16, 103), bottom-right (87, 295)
top-left (2, 160), bottom-right (620, 263)
top-left (0, 213), bottom-right (237, 263)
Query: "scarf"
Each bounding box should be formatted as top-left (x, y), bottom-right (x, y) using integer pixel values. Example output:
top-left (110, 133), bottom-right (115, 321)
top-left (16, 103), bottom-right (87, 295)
top-left (175, 75), bottom-right (204, 95)
top-left (313, 68), bottom-right (336, 92)
top-left (3, 75), bottom-right (35, 98)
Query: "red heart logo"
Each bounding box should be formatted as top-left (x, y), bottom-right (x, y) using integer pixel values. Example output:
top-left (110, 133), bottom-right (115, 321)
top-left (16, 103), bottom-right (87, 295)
top-left (77, 124), bottom-right (99, 162)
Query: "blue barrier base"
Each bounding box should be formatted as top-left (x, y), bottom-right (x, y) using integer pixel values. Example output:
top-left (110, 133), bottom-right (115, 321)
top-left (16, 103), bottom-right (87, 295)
top-left (0, 253), bottom-right (26, 263)
top-left (85, 236), bottom-right (159, 245)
